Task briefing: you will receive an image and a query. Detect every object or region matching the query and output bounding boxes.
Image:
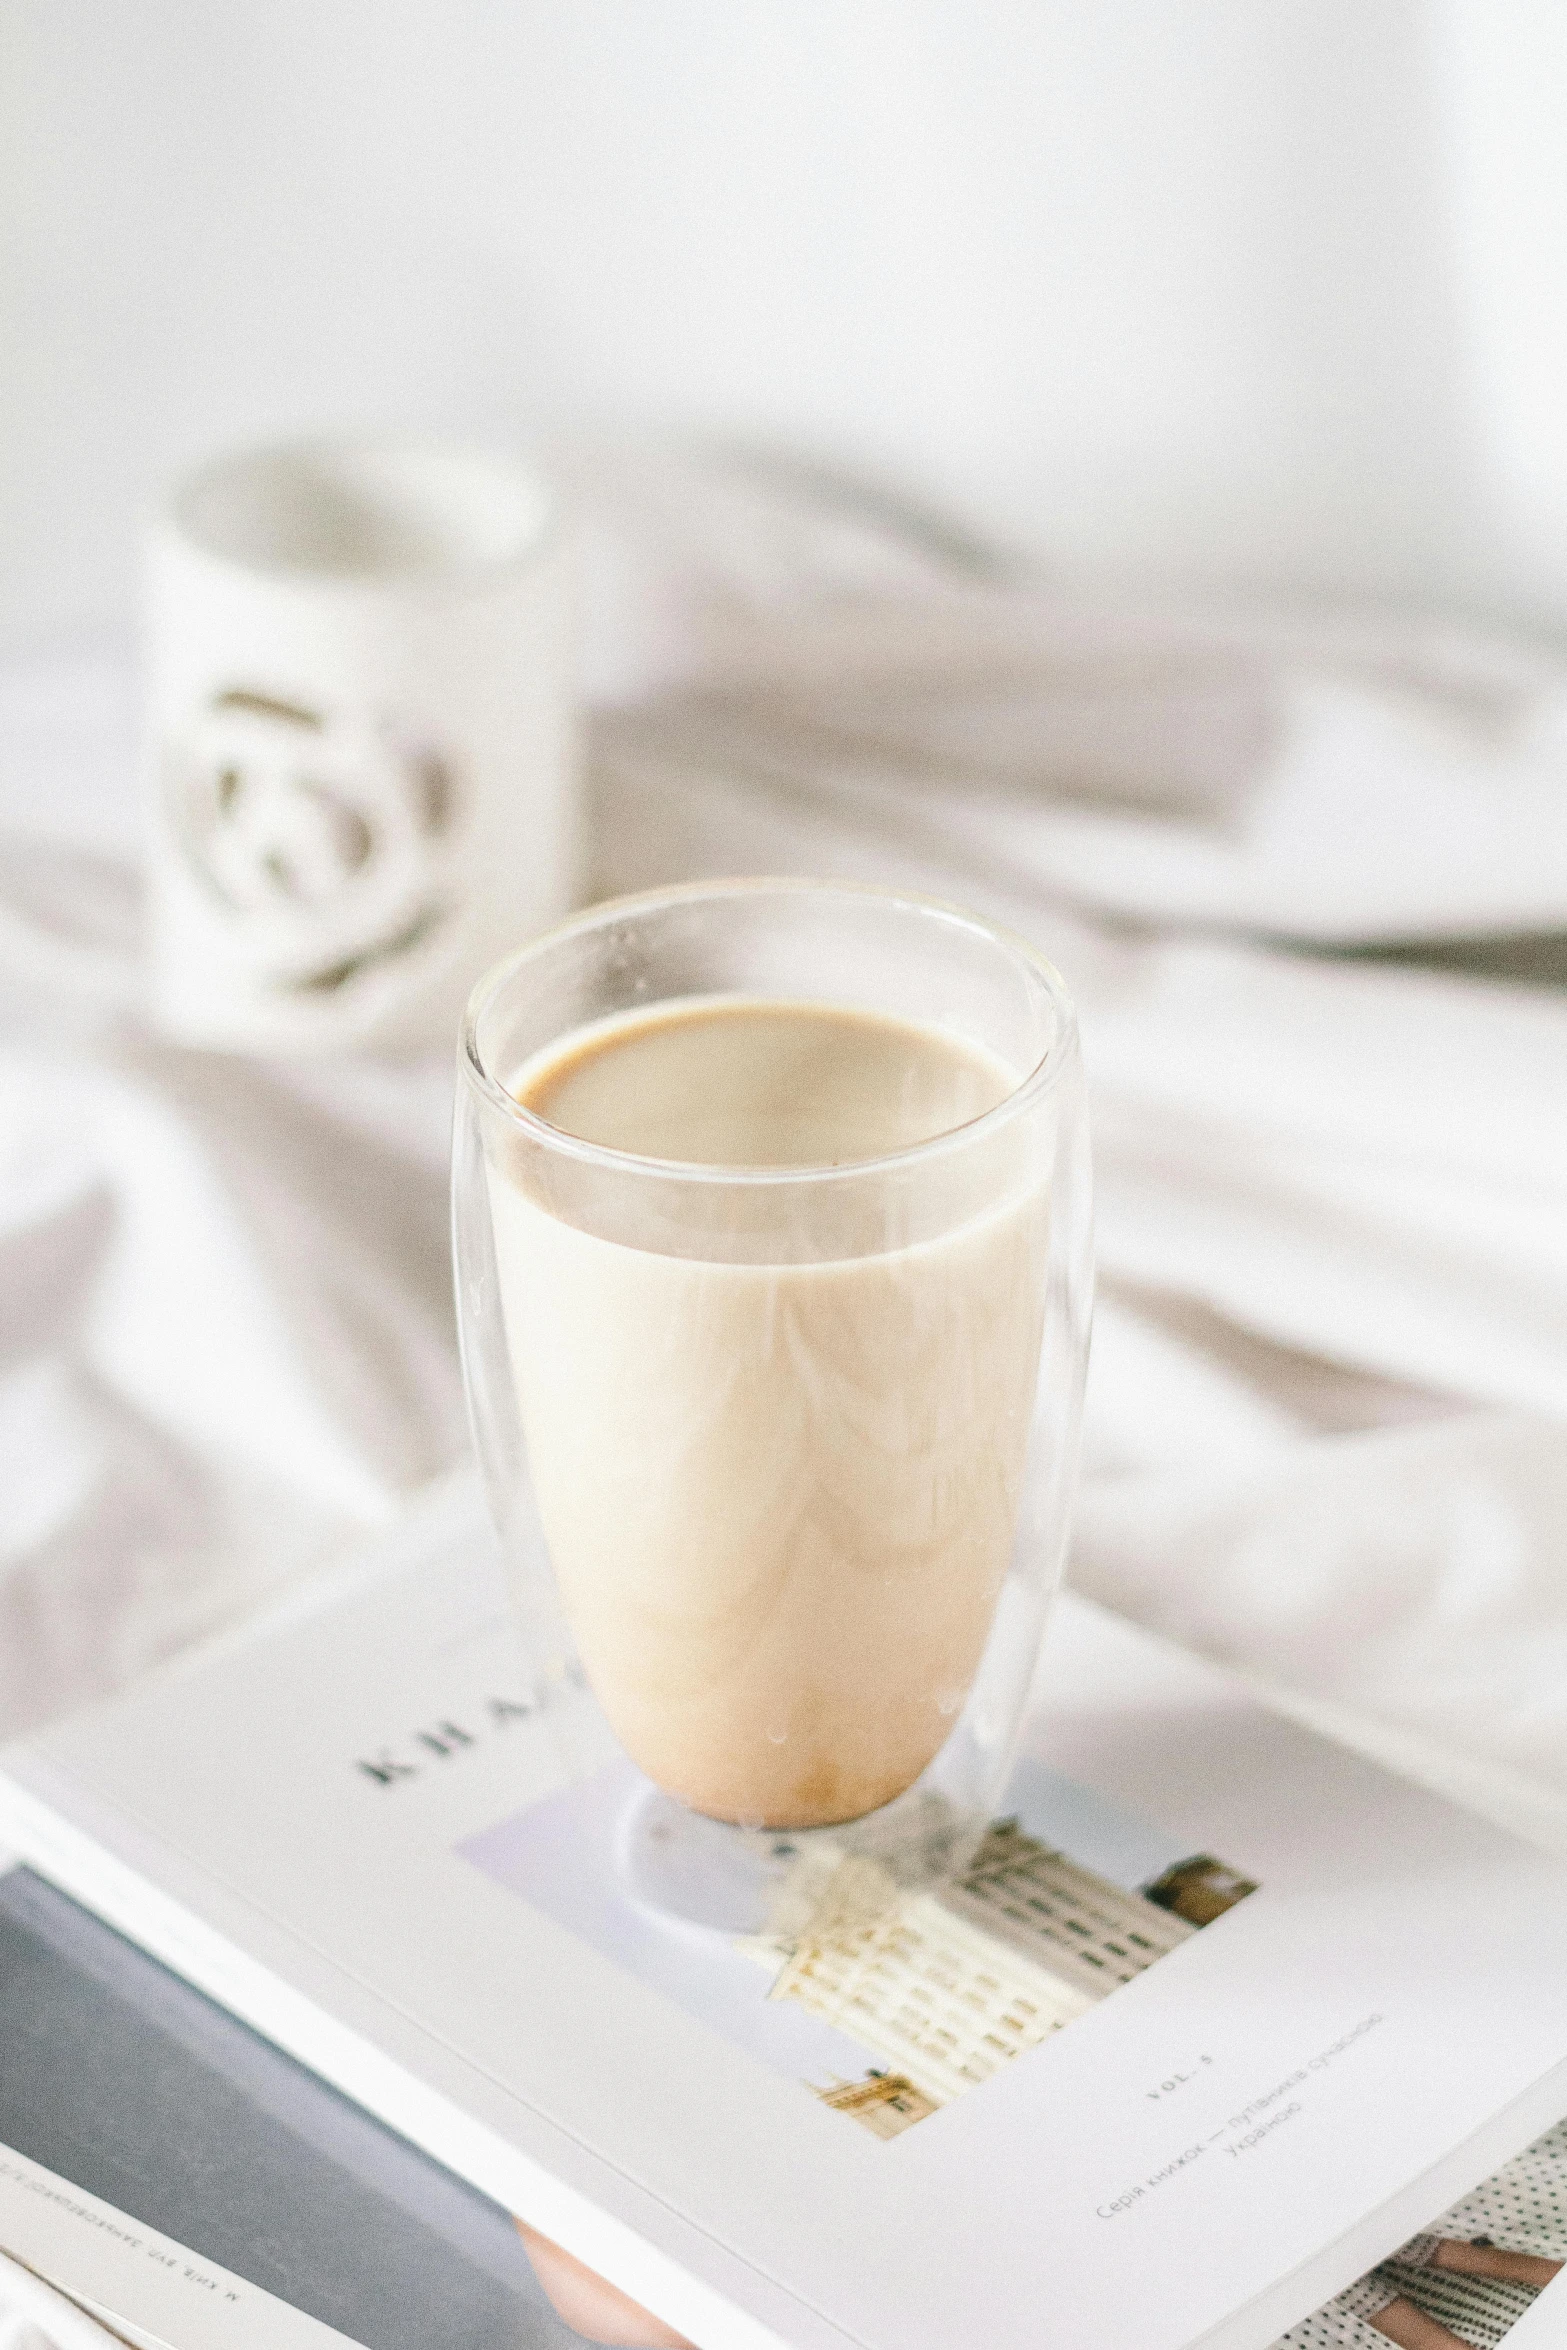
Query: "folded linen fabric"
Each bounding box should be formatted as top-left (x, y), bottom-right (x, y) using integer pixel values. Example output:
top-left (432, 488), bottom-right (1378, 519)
top-left (597, 579), bottom-right (1567, 941)
top-left (0, 1015), bottom-right (461, 1733)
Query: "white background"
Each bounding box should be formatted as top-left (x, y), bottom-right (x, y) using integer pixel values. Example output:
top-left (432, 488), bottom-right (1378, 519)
top-left (4, 0), bottom-right (1567, 652)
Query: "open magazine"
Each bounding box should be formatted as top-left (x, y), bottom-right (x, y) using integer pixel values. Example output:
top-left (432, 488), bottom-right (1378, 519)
top-left (3, 1480), bottom-right (1567, 2350)
top-left (1, 1857), bottom-right (1563, 2350)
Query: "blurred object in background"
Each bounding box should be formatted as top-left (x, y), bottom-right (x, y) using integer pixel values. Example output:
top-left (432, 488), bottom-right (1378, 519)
top-left (144, 437), bottom-right (576, 1055)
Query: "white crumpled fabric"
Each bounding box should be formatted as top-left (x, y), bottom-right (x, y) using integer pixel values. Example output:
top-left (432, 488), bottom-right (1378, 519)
top-left (3, 449), bottom-right (1567, 2341)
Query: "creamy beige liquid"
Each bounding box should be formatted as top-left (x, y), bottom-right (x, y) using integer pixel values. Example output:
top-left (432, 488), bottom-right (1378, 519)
top-left (489, 1000), bottom-right (1048, 1829)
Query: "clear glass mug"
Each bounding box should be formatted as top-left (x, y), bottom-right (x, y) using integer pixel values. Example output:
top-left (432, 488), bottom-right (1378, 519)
top-left (453, 879), bottom-right (1092, 1931)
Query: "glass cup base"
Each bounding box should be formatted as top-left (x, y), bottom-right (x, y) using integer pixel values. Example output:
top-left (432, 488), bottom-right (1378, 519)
top-left (614, 1770), bottom-right (985, 1940)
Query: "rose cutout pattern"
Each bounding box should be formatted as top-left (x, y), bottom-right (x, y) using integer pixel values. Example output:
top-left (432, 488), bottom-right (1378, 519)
top-left (167, 687), bottom-right (459, 992)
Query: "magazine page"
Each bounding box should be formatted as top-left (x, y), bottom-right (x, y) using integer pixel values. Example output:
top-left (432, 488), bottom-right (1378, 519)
top-left (0, 2144), bottom-right (361, 2350)
top-left (4, 1486), bottom-right (1567, 2350)
top-left (1277, 2114), bottom-right (1567, 2349)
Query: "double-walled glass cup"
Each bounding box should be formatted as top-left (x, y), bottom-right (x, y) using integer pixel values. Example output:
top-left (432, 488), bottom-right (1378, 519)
top-left (454, 879), bottom-right (1092, 1931)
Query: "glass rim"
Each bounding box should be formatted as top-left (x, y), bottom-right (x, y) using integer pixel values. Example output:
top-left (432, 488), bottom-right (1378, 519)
top-left (459, 876), bottom-right (1080, 1189)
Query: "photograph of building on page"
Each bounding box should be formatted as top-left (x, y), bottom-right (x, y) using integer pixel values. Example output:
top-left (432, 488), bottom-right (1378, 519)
top-left (1278, 2117), bottom-right (1567, 2350)
top-left (462, 1754), bottom-right (1256, 2137)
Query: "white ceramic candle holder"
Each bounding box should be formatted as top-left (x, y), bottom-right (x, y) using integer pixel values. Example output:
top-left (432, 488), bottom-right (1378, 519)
top-left (144, 437), bottom-right (577, 1055)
